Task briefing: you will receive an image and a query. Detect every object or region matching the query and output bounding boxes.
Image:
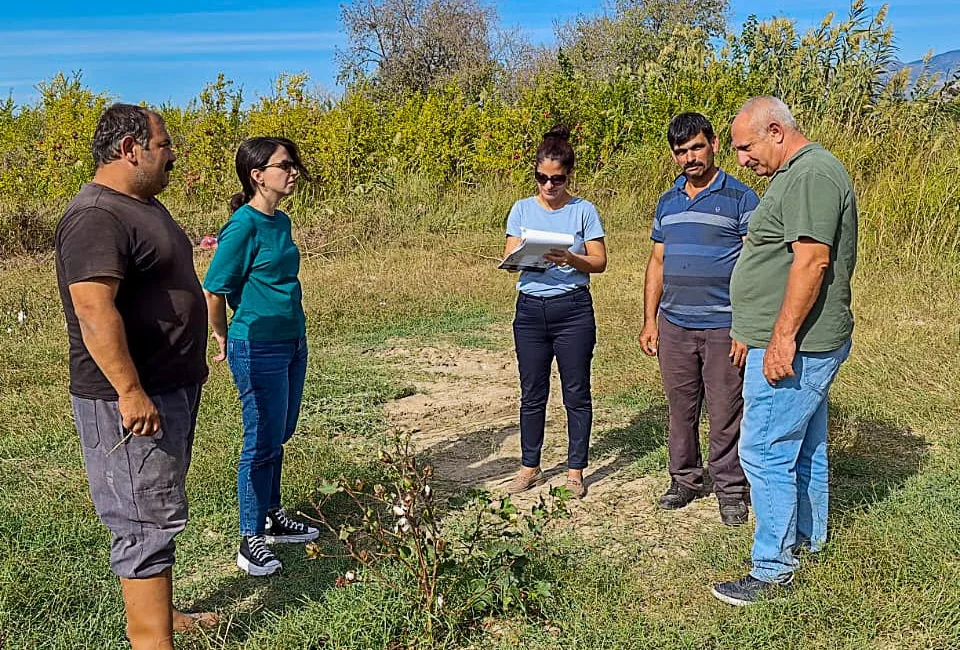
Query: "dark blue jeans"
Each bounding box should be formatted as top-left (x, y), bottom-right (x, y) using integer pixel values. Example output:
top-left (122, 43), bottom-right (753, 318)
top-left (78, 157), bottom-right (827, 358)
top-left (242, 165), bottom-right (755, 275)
top-left (513, 287), bottom-right (596, 470)
top-left (227, 336), bottom-right (308, 537)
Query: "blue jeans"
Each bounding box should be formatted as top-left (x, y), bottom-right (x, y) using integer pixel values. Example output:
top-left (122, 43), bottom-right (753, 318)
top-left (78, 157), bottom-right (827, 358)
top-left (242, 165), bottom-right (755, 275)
top-left (740, 339), bottom-right (851, 583)
top-left (228, 336), bottom-right (308, 537)
top-left (513, 287), bottom-right (596, 470)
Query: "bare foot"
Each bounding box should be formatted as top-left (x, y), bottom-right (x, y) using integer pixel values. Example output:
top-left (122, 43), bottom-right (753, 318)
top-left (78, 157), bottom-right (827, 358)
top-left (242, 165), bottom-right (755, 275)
top-left (172, 609), bottom-right (220, 633)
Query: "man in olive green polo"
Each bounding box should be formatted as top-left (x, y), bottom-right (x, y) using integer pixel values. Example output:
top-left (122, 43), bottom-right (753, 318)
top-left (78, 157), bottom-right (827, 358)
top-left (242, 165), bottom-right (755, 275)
top-left (711, 96), bottom-right (858, 606)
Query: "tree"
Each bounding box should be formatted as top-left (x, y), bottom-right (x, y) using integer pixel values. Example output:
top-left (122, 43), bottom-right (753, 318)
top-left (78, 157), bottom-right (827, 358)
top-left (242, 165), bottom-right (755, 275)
top-left (557, 0), bottom-right (730, 80)
top-left (337, 0), bottom-right (527, 98)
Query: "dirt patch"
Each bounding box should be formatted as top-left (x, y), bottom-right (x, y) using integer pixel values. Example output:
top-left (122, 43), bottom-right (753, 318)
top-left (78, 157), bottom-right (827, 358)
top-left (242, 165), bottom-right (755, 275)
top-left (377, 341), bottom-right (736, 554)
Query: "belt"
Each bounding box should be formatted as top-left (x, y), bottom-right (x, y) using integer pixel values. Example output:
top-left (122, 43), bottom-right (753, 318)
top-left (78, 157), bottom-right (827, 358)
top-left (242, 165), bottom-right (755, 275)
top-left (518, 286), bottom-right (589, 302)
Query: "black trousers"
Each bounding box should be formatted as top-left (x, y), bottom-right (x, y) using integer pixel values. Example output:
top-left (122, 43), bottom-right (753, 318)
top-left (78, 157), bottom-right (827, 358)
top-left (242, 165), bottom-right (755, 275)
top-left (513, 287), bottom-right (596, 470)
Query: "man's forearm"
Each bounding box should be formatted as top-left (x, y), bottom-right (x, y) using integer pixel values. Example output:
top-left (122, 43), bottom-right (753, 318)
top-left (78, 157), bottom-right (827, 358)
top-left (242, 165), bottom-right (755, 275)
top-left (77, 308), bottom-right (143, 396)
top-left (643, 259), bottom-right (664, 324)
top-left (771, 258), bottom-right (827, 340)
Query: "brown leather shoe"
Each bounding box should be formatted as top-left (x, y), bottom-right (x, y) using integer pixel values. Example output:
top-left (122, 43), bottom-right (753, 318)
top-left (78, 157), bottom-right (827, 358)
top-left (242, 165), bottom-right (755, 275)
top-left (505, 468), bottom-right (544, 494)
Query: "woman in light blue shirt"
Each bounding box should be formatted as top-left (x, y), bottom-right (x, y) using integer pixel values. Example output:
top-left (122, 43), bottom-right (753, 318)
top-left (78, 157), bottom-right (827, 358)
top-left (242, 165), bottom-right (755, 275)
top-left (503, 126), bottom-right (607, 498)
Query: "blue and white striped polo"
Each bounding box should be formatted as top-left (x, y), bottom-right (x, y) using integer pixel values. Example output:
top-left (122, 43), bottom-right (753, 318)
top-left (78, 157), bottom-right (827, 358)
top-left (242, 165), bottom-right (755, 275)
top-left (651, 170), bottom-right (760, 329)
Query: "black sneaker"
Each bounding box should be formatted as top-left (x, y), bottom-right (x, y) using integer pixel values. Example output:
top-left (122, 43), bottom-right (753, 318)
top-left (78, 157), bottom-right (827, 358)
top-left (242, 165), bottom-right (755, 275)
top-left (264, 507), bottom-right (320, 544)
top-left (711, 574), bottom-right (792, 606)
top-left (658, 479), bottom-right (704, 510)
top-left (238, 535), bottom-right (282, 576)
top-left (718, 496), bottom-right (749, 526)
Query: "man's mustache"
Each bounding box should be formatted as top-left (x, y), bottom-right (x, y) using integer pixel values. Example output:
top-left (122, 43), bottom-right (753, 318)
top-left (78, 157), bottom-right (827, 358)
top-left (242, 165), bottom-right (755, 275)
top-left (165, 161), bottom-right (174, 172)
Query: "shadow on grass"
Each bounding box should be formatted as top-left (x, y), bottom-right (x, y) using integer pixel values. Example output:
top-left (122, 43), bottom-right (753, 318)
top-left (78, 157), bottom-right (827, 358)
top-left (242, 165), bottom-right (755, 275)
top-left (828, 403), bottom-right (930, 518)
top-left (407, 403), bottom-right (671, 495)
top-left (584, 403), bottom-right (671, 489)
top-left (417, 422), bottom-right (526, 489)
top-left (183, 517), bottom-right (345, 645)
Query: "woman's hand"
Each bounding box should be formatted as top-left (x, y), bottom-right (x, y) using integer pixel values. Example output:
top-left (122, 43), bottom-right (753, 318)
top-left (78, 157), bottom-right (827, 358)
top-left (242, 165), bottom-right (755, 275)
top-left (545, 239), bottom-right (607, 274)
top-left (544, 247), bottom-right (573, 266)
top-left (211, 331), bottom-right (227, 362)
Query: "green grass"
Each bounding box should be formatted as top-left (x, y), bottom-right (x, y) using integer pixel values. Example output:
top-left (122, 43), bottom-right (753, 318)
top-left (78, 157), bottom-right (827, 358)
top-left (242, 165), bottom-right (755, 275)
top-left (1, 223), bottom-right (958, 649)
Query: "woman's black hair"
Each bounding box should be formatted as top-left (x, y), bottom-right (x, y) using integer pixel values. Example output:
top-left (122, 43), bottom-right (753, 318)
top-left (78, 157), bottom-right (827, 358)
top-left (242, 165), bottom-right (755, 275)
top-left (534, 125), bottom-right (575, 172)
top-left (230, 136), bottom-right (312, 213)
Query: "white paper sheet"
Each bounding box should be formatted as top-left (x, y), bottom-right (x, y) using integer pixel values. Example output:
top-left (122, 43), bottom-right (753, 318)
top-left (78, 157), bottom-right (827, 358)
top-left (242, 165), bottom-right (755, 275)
top-left (498, 227), bottom-right (577, 272)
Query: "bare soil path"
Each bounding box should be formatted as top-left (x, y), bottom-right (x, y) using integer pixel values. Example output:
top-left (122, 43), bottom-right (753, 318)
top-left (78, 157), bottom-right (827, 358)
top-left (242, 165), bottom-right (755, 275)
top-left (376, 339), bottom-right (734, 556)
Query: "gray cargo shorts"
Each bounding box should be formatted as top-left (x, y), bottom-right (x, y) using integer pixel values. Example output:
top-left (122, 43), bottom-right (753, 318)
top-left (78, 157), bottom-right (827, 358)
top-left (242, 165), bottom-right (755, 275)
top-left (71, 384), bottom-right (201, 579)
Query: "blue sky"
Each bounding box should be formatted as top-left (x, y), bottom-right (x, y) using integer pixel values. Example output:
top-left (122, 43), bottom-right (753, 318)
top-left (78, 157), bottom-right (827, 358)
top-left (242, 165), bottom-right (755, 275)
top-left (1, 1), bottom-right (956, 106)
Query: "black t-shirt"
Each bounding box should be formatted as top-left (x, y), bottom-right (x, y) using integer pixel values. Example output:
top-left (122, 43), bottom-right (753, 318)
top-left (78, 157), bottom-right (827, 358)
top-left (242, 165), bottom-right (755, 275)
top-left (55, 182), bottom-right (208, 399)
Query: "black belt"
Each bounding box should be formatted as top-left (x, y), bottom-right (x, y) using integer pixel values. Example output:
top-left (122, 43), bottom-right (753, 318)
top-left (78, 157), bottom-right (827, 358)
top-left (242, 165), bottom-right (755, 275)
top-left (518, 286), bottom-right (589, 302)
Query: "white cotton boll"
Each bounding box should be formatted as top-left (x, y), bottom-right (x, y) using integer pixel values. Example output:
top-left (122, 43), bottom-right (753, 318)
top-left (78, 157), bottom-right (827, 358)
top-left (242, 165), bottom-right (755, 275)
top-left (17, 310), bottom-right (25, 325)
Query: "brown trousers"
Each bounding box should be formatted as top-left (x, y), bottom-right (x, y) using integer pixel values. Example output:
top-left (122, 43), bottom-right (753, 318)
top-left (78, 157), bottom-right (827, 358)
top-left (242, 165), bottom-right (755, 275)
top-left (657, 315), bottom-right (748, 497)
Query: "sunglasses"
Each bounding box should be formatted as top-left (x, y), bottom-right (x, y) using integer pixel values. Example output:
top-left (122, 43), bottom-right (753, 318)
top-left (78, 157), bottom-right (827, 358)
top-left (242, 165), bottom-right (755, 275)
top-left (534, 171), bottom-right (568, 186)
top-left (261, 160), bottom-right (299, 173)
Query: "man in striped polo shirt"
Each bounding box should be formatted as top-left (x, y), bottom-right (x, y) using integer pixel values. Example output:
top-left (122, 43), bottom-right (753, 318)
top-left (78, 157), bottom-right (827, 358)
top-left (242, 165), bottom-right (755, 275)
top-left (639, 112), bottom-right (759, 526)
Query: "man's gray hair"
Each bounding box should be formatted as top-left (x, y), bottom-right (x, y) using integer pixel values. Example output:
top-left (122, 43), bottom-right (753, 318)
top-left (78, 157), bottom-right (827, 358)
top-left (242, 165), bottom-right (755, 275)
top-left (739, 96), bottom-right (799, 133)
top-left (91, 103), bottom-right (157, 167)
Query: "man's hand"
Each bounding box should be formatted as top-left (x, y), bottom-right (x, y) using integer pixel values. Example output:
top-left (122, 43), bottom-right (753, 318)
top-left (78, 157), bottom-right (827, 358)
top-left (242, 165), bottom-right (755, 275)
top-left (638, 322), bottom-right (659, 356)
top-left (729, 339), bottom-right (747, 368)
top-left (118, 388), bottom-right (161, 436)
top-left (211, 331), bottom-right (227, 362)
top-left (763, 334), bottom-right (796, 385)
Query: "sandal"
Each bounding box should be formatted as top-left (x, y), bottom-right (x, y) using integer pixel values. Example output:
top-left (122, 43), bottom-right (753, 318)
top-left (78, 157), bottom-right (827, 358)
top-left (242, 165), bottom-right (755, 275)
top-left (505, 468), bottom-right (545, 494)
top-left (565, 475), bottom-right (586, 498)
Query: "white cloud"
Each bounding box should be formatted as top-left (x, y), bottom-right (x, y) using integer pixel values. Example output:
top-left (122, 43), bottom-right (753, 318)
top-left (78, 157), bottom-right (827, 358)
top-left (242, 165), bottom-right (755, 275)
top-left (0, 30), bottom-right (345, 58)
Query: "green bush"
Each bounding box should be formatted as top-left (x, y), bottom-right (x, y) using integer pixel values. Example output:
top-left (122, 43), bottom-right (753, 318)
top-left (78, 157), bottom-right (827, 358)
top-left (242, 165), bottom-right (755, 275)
top-left (0, 2), bottom-right (957, 260)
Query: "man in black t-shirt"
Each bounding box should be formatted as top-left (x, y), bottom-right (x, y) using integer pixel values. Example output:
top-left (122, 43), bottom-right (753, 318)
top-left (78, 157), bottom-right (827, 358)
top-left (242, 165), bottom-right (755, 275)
top-left (55, 104), bottom-right (215, 648)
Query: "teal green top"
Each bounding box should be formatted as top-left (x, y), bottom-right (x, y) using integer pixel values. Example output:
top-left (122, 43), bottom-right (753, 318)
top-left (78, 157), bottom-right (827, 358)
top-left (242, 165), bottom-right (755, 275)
top-left (203, 204), bottom-right (306, 341)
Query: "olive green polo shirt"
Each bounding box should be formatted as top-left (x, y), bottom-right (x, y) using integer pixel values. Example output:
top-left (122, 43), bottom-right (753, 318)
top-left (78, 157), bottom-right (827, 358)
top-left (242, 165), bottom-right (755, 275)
top-left (730, 143), bottom-right (858, 352)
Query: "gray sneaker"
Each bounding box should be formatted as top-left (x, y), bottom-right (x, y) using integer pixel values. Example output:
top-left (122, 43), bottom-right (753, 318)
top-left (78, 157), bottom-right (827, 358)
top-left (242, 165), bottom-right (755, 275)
top-left (711, 574), bottom-right (792, 606)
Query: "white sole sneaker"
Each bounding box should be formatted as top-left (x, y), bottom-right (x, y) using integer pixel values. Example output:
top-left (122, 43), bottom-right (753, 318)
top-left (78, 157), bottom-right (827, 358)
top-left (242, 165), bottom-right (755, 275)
top-left (237, 552), bottom-right (282, 576)
top-left (264, 530), bottom-right (320, 544)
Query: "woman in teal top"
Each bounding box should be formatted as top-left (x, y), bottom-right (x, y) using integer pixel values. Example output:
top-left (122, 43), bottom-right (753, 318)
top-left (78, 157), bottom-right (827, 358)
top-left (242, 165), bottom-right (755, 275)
top-left (203, 137), bottom-right (319, 577)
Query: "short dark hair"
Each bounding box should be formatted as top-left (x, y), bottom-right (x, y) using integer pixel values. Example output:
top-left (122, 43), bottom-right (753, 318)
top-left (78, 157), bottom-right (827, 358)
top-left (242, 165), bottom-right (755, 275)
top-left (91, 103), bottom-right (156, 167)
top-left (535, 125), bottom-right (575, 172)
top-left (667, 112), bottom-right (715, 149)
top-left (230, 136), bottom-right (312, 212)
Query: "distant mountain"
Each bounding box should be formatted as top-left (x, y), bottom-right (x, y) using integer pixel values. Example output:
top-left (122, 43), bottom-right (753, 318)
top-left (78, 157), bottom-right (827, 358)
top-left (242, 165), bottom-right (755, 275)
top-left (890, 49), bottom-right (960, 85)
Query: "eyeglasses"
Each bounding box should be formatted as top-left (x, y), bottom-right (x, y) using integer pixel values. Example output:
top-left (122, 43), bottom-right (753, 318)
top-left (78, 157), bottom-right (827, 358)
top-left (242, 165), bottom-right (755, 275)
top-left (261, 160), bottom-right (299, 173)
top-left (534, 171), bottom-right (568, 186)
